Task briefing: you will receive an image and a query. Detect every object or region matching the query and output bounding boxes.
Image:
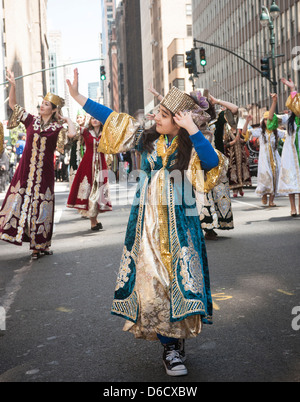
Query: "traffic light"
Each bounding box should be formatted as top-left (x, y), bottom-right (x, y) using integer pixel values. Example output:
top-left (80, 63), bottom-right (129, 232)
top-left (185, 49), bottom-right (197, 76)
top-left (199, 47), bottom-right (207, 67)
top-left (100, 66), bottom-right (106, 81)
top-left (261, 57), bottom-right (270, 79)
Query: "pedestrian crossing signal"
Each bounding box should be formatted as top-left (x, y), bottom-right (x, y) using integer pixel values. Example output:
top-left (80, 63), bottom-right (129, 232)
top-left (200, 47), bottom-right (207, 67)
top-left (100, 66), bottom-right (106, 81)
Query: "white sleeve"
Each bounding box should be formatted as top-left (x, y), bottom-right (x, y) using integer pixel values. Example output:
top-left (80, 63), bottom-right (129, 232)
top-left (249, 128), bottom-right (262, 138)
top-left (279, 114), bottom-right (289, 128)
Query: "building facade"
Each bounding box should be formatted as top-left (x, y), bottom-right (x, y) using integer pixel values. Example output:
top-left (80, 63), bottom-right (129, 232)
top-left (101, 0), bottom-right (116, 107)
top-left (140, 0), bottom-right (194, 114)
top-left (3, 0), bottom-right (49, 117)
top-left (192, 0), bottom-right (300, 114)
top-left (122, 0), bottom-right (144, 116)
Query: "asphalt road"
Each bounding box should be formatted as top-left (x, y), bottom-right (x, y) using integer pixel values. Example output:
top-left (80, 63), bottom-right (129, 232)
top-left (0, 181), bottom-right (299, 383)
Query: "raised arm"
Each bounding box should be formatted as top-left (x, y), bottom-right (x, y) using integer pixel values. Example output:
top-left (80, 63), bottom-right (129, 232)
top-left (148, 85), bottom-right (164, 102)
top-left (281, 77), bottom-right (296, 93)
top-left (268, 93), bottom-right (278, 122)
top-left (242, 115), bottom-right (252, 136)
top-left (66, 68), bottom-right (88, 107)
top-left (209, 94), bottom-right (239, 115)
top-left (59, 116), bottom-right (77, 139)
top-left (6, 71), bottom-right (17, 110)
top-left (66, 68), bottom-right (113, 125)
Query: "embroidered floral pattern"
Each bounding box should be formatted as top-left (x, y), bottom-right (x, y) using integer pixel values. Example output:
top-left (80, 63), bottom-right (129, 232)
top-left (179, 231), bottom-right (204, 295)
top-left (115, 246), bottom-right (132, 291)
top-left (77, 176), bottom-right (91, 201)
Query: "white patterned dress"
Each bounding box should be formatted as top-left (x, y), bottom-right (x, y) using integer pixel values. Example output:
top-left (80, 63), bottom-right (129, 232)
top-left (278, 114), bottom-right (300, 194)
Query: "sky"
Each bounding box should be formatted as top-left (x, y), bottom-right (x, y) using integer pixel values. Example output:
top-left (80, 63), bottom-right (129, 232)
top-left (47, 0), bottom-right (103, 95)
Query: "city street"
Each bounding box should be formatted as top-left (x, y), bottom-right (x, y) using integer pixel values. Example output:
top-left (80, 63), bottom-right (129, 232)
top-left (0, 181), bottom-right (299, 383)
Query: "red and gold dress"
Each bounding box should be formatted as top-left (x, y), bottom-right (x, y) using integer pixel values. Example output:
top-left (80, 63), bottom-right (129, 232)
top-left (67, 128), bottom-right (112, 217)
top-left (0, 105), bottom-right (65, 251)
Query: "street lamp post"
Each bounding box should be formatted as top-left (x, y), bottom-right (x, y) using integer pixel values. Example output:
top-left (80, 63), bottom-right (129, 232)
top-left (260, 2), bottom-right (281, 97)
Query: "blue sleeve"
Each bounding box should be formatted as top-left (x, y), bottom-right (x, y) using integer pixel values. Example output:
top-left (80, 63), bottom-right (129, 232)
top-left (190, 131), bottom-right (219, 170)
top-left (83, 98), bottom-right (113, 125)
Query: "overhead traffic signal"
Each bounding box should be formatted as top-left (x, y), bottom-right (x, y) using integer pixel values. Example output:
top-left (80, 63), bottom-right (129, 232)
top-left (100, 66), bottom-right (106, 81)
top-left (199, 47), bottom-right (207, 67)
top-left (185, 49), bottom-right (198, 76)
top-left (260, 57), bottom-right (270, 79)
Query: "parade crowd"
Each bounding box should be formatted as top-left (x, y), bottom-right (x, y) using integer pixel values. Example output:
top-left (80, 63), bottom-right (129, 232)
top-left (0, 68), bottom-right (299, 377)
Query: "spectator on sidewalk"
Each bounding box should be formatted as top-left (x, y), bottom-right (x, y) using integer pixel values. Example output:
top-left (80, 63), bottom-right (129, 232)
top-left (0, 145), bottom-right (9, 192)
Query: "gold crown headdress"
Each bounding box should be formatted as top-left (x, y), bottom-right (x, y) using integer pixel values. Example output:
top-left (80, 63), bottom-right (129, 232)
top-left (160, 86), bottom-right (199, 115)
top-left (44, 93), bottom-right (65, 108)
top-left (160, 86), bottom-right (211, 129)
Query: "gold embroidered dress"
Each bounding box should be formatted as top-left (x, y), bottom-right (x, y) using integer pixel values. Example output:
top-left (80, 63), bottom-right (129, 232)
top-left (83, 97), bottom-right (223, 341)
top-left (278, 95), bottom-right (300, 194)
top-left (0, 105), bottom-right (64, 250)
top-left (67, 127), bottom-right (112, 217)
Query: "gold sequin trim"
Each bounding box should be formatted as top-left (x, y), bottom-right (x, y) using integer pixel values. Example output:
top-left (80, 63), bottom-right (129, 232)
top-left (286, 93), bottom-right (300, 117)
top-left (97, 111), bottom-right (140, 154)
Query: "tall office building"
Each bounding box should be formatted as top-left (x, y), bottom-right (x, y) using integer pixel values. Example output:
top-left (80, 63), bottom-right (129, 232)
top-left (2, 0), bottom-right (49, 116)
top-left (48, 31), bottom-right (76, 119)
top-left (48, 31), bottom-right (64, 96)
top-left (88, 82), bottom-right (100, 101)
top-left (115, 0), bottom-right (144, 116)
top-left (192, 0), bottom-right (300, 113)
top-left (0, 5), bottom-right (6, 123)
top-left (140, 0), bottom-right (194, 114)
top-left (101, 0), bottom-right (116, 107)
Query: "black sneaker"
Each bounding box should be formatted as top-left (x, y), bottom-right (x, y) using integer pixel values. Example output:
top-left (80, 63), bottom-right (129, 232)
top-left (163, 342), bottom-right (188, 377)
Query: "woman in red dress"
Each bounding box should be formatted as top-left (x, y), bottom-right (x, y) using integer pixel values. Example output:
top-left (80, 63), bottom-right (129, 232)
top-left (67, 117), bottom-right (112, 230)
top-left (0, 71), bottom-right (75, 259)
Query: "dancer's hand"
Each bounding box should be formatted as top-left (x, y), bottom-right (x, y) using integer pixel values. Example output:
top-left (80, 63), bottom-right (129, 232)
top-left (148, 85), bottom-right (159, 97)
top-left (281, 77), bottom-right (296, 91)
top-left (174, 111), bottom-right (198, 135)
top-left (6, 70), bottom-right (15, 86)
top-left (270, 93), bottom-right (278, 102)
top-left (146, 113), bottom-right (156, 120)
top-left (58, 115), bottom-right (70, 124)
top-left (66, 68), bottom-right (79, 98)
top-left (59, 115), bottom-right (76, 137)
top-left (208, 94), bottom-right (218, 105)
top-left (66, 68), bottom-right (87, 107)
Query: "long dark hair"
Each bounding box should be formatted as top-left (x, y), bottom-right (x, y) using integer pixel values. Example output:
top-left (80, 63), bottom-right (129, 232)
top-left (261, 119), bottom-right (278, 149)
top-left (142, 122), bottom-right (193, 173)
top-left (142, 93), bottom-right (214, 172)
top-left (48, 102), bottom-right (58, 122)
top-left (288, 113), bottom-right (296, 135)
top-left (205, 100), bottom-right (217, 121)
